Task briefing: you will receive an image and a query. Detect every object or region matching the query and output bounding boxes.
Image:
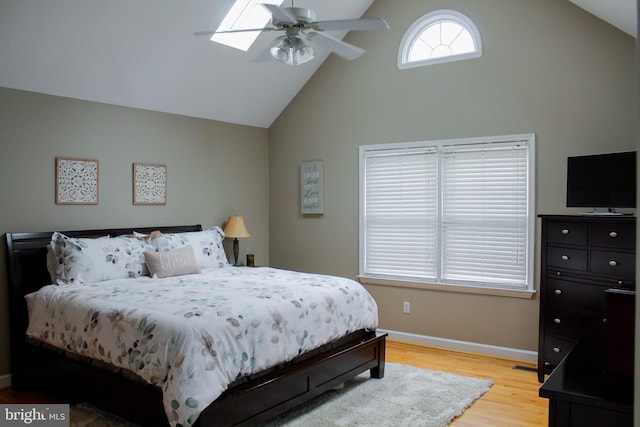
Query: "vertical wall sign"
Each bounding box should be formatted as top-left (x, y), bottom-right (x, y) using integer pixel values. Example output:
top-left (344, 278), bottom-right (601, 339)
top-left (300, 160), bottom-right (324, 214)
top-left (133, 162), bottom-right (167, 205)
top-left (55, 157), bottom-right (99, 205)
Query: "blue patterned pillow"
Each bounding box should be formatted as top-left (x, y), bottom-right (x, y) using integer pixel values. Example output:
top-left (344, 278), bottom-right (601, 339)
top-left (50, 232), bottom-right (151, 284)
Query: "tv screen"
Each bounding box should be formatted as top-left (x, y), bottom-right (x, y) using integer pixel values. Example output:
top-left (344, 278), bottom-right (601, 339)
top-left (566, 151), bottom-right (636, 209)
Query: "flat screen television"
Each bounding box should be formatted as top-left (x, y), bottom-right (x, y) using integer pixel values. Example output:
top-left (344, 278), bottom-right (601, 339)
top-left (566, 151), bottom-right (636, 210)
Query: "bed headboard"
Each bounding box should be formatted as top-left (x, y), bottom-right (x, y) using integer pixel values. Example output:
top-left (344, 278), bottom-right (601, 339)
top-left (4, 224), bottom-right (202, 387)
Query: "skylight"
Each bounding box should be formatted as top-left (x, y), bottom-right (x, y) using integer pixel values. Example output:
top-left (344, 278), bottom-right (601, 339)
top-left (212, 0), bottom-right (284, 51)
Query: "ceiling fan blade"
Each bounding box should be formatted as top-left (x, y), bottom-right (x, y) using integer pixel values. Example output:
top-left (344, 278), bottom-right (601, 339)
top-left (194, 27), bottom-right (277, 36)
top-left (314, 18), bottom-right (390, 32)
top-left (194, 30), bottom-right (217, 36)
top-left (307, 31), bottom-right (365, 60)
top-left (261, 4), bottom-right (298, 24)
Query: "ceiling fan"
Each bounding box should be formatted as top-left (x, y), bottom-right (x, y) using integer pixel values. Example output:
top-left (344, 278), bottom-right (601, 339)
top-left (195, 1), bottom-right (389, 65)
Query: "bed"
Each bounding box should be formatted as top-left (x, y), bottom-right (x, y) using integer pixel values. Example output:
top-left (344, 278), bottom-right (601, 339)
top-left (5, 224), bottom-right (386, 427)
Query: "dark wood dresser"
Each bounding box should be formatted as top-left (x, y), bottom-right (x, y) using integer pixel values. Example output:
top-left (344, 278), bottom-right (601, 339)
top-left (539, 288), bottom-right (635, 426)
top-left (537, 215), bottom-right (636, 382)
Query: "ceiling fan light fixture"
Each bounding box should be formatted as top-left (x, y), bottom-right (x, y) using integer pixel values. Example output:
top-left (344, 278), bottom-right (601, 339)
top-left (270, 35), bottom-right (314, 65)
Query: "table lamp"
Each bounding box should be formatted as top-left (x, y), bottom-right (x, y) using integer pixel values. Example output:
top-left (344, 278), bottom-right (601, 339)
top-left (223, 216), bottom-right (250, 265)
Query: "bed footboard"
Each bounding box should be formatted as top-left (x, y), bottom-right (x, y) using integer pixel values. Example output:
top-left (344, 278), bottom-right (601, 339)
top-left (17, 331), bottom-right (385, 426)
top-left (197, 331), bottom-right (386, 426)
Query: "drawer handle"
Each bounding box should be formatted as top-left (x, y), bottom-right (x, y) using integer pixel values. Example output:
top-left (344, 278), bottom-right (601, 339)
top-left (556, 271), bottom-right (562, 276)
top-left (561, 229), bottom-right (569, 235)
top-left (553, 347), bottom-right (561, 353)
top-left (609, 260), bottom-right (618, 267)
top-left (554, 289), bottom-right (562, 295)
top-left (554, 318), bottom-right (561, 324)
top-left (561, 255), bottom-right (570, 261)
top-left (609, 231), bottom-right (618, 238)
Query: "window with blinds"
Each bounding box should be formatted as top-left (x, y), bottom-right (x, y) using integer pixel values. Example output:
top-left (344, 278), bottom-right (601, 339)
top-left (359, 134), bottom-right (535, 291)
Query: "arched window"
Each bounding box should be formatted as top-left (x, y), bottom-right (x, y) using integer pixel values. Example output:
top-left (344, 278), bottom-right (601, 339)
top-left (398, 10), bottom-right (482, 70)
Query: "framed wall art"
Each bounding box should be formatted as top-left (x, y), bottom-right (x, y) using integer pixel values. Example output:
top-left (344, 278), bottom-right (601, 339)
top-left (55, 157), bottom-right (99, 205)
top-left (133, 162), bottom-right (167, 205)
top-left (300, 160), bottom-right (324, 214)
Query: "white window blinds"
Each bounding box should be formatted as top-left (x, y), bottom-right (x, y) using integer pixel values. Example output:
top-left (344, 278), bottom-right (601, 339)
top-left (440, 143), bottom-right (529, 288)
top-left (363, 149), bottom-right (438, 279)
top-left (360, 136), bottom-right (534, 291)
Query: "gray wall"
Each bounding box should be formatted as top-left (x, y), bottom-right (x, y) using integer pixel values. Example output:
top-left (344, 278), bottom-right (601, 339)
top-left (268, 0), bottom-right (636, 352)
top-left (0, 87), bottom-right (270, 376)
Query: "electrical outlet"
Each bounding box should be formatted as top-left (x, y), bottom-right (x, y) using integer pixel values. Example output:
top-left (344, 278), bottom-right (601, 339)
top-left (403, 301), bottom-right (410, 314)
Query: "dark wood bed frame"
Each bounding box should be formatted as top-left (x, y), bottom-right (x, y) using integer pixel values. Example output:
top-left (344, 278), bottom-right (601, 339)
top-left (5, 224), bottom-right (386, 426)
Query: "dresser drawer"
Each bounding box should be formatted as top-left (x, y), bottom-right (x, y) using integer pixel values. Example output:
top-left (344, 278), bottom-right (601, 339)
top-left (544, 309), bottom-right (600, 340)
top-left (590, 222), bottom-right (635, 250)
top-left (545, 278), bottom-right (607, 313)
top-left (544, 335), bottom-right (575, 366)
top-left (546, 247), bottom-right (588, 271)
top-left (546, 221), bottom-right (588, 245)
top-left (590, 251), bottom-right (635, 280)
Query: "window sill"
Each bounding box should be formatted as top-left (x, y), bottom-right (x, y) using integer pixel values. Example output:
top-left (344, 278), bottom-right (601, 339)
top-left (357, 275), bottom-right (536, 299)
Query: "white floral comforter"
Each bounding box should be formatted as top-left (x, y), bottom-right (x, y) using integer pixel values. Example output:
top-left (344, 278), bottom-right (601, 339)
top-left (25, 267), bottom-right (378, 427)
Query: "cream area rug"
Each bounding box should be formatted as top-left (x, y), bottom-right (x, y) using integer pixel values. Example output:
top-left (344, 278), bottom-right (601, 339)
top-left (264, 362), bottom-right (492, 427)
top-left (71, 363), bottom-right (492, 426)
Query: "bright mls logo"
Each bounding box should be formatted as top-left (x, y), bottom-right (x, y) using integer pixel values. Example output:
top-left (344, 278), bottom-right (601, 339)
top-left (1, 404), bottom-right (69, 426)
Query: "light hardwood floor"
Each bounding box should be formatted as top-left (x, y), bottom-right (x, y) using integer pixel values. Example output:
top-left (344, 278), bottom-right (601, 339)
top-left (387, 340), bottom-right (548, 426)
top-left (0, 339), bottom-right (549, 426)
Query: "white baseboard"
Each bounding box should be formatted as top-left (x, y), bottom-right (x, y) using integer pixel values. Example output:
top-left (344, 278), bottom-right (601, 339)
top-left (0, 373), bottom-right (11, 389)
top-left (380, 329), bottom-right (538, 363)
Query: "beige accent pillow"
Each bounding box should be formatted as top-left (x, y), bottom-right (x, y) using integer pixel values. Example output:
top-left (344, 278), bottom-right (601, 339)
top-left (144, 245), bottom-right (201, 278)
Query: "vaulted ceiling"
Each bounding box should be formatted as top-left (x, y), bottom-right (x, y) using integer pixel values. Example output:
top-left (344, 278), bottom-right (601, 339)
top-left (569, 0), bottom-right (636, 38)
top-left (0, 1), bottom-right (635, 129)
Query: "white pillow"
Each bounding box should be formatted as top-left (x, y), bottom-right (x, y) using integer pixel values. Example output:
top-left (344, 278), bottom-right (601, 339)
top-left (50, 232), bottom-right (151, 284)
top-left (147, 227), bottom-right (229, 269)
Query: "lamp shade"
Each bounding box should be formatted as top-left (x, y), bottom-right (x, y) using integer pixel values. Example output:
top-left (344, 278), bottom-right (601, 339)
top-left (223, 216), bottom-right (250, 238)
top-left (270, 35), bottom-right (314, 66)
